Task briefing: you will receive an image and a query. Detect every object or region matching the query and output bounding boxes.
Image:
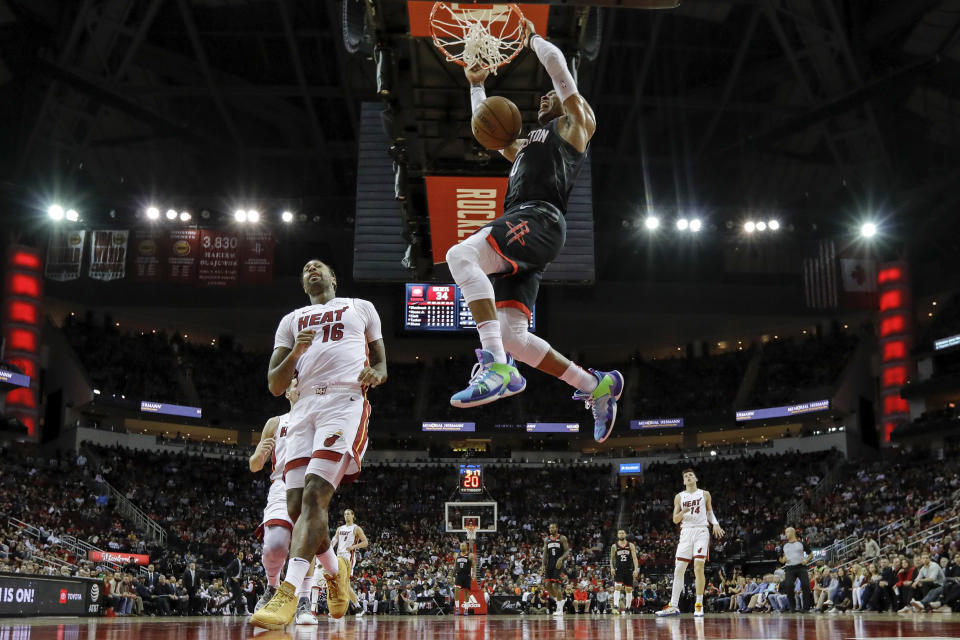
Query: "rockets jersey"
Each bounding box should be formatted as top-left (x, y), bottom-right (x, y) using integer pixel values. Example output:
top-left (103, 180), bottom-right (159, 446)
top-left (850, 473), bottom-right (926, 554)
top-left (335, 524), bottom-right (358, 556)
top-left (269, 413), bottom-right (290, 483)
top-left (545, 534), bottom-right (563, 563)
top-left (273, 297), bottom-right (382, 389)
top-left (679, 489), bottom-right (708, 529)
top-left (613, 542), bottom-right (633, 571)
top-left (503, 118), bottom-right (587, 214)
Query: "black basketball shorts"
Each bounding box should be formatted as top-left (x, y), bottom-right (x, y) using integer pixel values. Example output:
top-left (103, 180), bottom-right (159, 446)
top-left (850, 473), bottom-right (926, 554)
top-left (615, 568), bottom-right (634, 586)
top-left (483, 201), bottom-right (566, 319)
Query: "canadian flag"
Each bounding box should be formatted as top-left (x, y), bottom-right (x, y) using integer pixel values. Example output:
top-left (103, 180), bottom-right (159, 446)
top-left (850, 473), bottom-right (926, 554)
top-left (839, 258), bottom-right (878, 293)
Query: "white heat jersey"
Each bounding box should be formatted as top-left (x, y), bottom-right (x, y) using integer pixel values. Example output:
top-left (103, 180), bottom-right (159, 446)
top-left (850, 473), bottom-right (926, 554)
top-left (273, 298), bottom-right (382, 388)
top-left (679, 489), bottom-right (708, 529)
top-left (335, 524), bottom-right (358, 557)
top-left (268, 413), bottom-right (291, 483)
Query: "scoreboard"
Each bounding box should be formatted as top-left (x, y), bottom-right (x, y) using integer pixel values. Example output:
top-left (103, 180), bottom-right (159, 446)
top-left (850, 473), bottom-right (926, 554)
top-left (404, 283), bottom-right (535, 332)
top-left (459, 464), bottom-right (483, 494)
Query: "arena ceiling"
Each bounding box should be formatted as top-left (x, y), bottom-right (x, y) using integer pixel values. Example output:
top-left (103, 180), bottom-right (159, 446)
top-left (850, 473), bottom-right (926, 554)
top-left (0, 0), bottom-right (958, 255)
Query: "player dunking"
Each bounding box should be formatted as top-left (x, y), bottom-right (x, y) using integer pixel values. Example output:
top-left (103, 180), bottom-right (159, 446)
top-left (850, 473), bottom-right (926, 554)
top-left (251, 260), bottom-right (387, 630)
top-left (447, 20), bottom-right (623, 442)
top-left (249, 378), bottom-right (297, 614)
top-left (454, 541), bottom-right (475, 612)
top-left (656, 469), bottom-right (725, 618)
top-left (610, 529), bottom-right (639, 615)
top-left (542, 523), bottom-right (570, 616)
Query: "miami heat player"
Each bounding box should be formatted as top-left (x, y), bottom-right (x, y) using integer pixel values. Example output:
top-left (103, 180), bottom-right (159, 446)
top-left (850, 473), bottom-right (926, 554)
top-left (656, 469), bottom-right (725, 618)
top-left (333, 509), bottom-right (368, 574)
top-left (542, 523), bottom-right (570, 616)
top-left (610, 529), bottom-right (639, 615)
top-left (252, 260), bottom-right (387, 630)
top-left (249, 377), bottom-right (298, 613)
top-left (447, 21), bottom-right (622, 443)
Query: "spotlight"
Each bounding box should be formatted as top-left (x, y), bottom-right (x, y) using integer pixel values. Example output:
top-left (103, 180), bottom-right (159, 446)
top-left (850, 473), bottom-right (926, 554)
top-left (756, 221), bottom-right (767, 232)
top-left (860, 222), bottom-right (877, 238)
top-left (644, 216), bottom-right (659, 230)
top-left (247, 209), bottom-right (260, 223)
top-left (744, 221), bottom-right (756, 233)
top-left (48, 204), bottom-right (64, 220)
top-left (146, 206), bottom-right (160, 220)
top-left (676, 218), bottom-right (689, 231)
top-left (201, 210), bottom-right (211, 220)
top-left (768, 219), bottom-right (780, 231)
top-left (689, 219), bottom-right (702, 232)
top-left (281, 210), bottom-right (294, 223)
top-left (165, 209), bottom-right (177, 220)
top-left (65, 209), bottom-right (79, 222)
top-left (234, 209), bottom-right (247, 223)
top-left (179, 211), bottom-right (192, 222)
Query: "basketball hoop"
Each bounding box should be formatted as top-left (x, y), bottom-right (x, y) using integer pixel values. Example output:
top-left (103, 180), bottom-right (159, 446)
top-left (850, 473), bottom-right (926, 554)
top-left (429, 2), bottom-right (526, 73)
top-left (465, 523), bottom-right (478, 542)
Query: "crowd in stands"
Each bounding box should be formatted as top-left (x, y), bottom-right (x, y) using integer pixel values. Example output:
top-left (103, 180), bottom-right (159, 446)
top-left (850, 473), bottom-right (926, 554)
top-left (632, 350), bottom-right (751, 417)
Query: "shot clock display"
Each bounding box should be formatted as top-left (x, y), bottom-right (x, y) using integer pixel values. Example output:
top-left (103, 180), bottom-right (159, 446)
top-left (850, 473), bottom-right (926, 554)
top-left (459, 464), bottom-right (483, 494)
top-left (404, 283), bottom-right (535, 332)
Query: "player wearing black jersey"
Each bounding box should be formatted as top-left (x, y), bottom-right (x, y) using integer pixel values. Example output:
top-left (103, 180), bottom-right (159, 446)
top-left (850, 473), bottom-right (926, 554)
top-left (447, 20), bottom-right (623, 443)
top-left (454, 541), bottom-right (475, 602)
top-left (541, 523), bottom-right (570, 616)
top-left (610, 530), bottom-right (639, 615)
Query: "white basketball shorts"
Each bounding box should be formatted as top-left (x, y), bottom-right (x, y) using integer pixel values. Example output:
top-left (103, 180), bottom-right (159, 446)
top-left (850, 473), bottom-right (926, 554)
top-left (676, 527), bottom-right (710, 563)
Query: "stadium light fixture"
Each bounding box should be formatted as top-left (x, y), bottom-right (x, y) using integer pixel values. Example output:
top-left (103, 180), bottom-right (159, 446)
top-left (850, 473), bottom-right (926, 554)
top-left (281, 210), bottom-right (294, 223)
top-left (234, 209), bottom-right (247, 223)
top-left (48, 204), bottom-right (64, 221)
top-left (676, 218), bottom-right (689, 231)
top-left (644, 216), bottom-right (659, 231)
top-left (165, 209), bottom-right (177, 220)
top-left (65, 209), bottom-right (79, 222)
top-left (689, 219), bottom-right (702, 232)
top-left (756, 221), bottom-right (767, 232)
top-left (146, 206), bottom-right (160, 220)
top-left (179, 211), bottom-right (192, 222)
top-left (768, 219), bottom-right (780, 231)
top-left (247, 209), bottom-right (260, 223)
top-left (744, 221), bottom-right (756, 233)
top-left (860, 222), bottom-right (877, 238)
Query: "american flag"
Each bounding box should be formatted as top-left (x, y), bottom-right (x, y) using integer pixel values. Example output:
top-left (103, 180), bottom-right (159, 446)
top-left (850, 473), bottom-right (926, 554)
top-left (803, 240), bottom-right (839, 309)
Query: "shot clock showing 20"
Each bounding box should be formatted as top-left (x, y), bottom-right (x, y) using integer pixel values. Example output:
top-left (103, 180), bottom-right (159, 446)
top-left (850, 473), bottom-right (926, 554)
top-left (459, 464), bottom-right (483, 494)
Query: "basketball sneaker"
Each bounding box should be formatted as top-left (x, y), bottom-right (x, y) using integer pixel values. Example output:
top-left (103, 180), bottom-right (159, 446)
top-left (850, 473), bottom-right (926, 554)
top-left (694, 602), bottom-right (704, 617)
top-left (572, 369), bottom-right (624, 442)
top-left (254, 585), bottom-right (276, 613)
top-left (295, 598), bottom-right (318, 625)
top-left (250, 581), bottom-right (297, 630)
top-left (655, 605), bottom-right (680, 617)
top-left (324, 556), bottom-right (359, 619)
top-left (450, 349), bottom-right (526, 408)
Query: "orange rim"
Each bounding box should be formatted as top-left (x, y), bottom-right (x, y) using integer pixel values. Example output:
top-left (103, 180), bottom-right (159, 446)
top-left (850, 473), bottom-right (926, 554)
top-left (428, 2), bottom-right (526, 69)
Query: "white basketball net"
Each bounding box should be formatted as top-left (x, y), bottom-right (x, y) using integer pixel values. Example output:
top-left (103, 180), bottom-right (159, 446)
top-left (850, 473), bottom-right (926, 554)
top-left (430, 3), bottom-right (525, 74)
top-left (465, 525), bottom-right (477, 541)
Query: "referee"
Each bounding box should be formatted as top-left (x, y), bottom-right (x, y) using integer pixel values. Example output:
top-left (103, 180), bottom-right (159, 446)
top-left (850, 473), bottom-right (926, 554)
top-left (779, 527), bottom-right (812, 612)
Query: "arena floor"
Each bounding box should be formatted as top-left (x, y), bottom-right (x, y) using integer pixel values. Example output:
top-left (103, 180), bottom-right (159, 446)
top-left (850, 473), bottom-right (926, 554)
top-left (1, 613), bottom-right (958, 640)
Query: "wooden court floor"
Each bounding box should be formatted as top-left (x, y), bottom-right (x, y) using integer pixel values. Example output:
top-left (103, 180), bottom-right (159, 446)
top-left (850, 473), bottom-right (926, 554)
top-left (1, 612), bottom-right (958, 640)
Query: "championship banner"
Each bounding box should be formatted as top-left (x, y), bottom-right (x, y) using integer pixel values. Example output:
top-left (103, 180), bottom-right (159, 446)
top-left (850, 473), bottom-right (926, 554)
top-left (426, 176), bottom-right (508, 265)
top-left (198, 230), bottom-right (240, 286)
top-left (131, 228), bottom-right (164, 282)
top-left (88, 230), bottom-right (129, 281)
top-left (240, 231), bottom-right (275, 284)
top-left (406, 2), bottom-right (550, 38)
top-left (87, 551), bottom-right (150, 566)
top-left (455, 579), bottom-right (488, 615)
top-left (44, 229), bottom-right (85, 281)
top-left (166, 229), bottom-right (200, 282)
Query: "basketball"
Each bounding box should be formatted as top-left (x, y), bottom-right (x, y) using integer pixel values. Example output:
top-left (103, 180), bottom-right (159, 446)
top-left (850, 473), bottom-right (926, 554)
top-left (471, 96), bottom-right (522, 150)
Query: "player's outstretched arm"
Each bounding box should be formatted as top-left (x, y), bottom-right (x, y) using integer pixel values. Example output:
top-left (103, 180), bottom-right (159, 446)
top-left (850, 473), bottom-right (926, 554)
top-left (249, 416), bottom-right (280, 472)
top-left (465, 65), bottom-right (526, 162)
top-left (523, 19), bottom-right (596, 153)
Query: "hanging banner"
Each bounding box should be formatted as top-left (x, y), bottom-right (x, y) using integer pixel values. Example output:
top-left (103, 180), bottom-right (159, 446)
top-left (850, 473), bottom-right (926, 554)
top-left (131, 228), bottom-right (165, 282)
top-left (88, 230), bottom-right (129, 281)
top-left (198, 230), bottom-right (240, 286)
top-left (166, 229), bottom-right (200, 282)
top-left (240, 231), bottom-right (275, 285)
top-left (44, 229), bottom-right (86, 281)
top-left (426, 176), bottom-right (508, 265)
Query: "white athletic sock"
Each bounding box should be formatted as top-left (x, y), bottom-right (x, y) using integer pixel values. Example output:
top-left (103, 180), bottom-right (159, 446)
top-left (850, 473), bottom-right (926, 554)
top-left (696, 595), bottom-right (703, 605)
top-left (613, 590), bottom-right (620, 608)
top-left (284, 557), bottom-right (311, 591)
top-left (560, 363), bottom-right (598, 393)
top-left (477, 320), bottom-right (507, 364)
top-left (318, 547), bottom-right (339, 577)
top-left (297, 575), bottom-right (313, 599)
top-left (670, 562), bottom-right (685, 608)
